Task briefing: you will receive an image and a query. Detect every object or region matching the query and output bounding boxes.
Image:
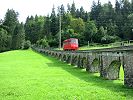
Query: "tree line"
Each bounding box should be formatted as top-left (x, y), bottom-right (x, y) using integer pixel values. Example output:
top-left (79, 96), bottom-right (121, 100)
top-left (1, 0), bottom-right (133, 52)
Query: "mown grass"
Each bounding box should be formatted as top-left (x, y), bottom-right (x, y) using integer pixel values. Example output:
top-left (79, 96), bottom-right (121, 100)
top-left (79, 41), bottom-right (133, 50)
top-left (0, 49), bottom-right (133, 100)
top-left (79, 45), bottom-right (112, 50)
top-left (79, 42), bottom-right (117, 50)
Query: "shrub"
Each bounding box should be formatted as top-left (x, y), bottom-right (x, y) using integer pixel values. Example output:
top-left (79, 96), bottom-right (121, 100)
top-left (101, 35), bottom-right (120, 44)
top-left (22, 40), bottom-right (31, 49)
top-left (36, 38), bottom-right (49, 48)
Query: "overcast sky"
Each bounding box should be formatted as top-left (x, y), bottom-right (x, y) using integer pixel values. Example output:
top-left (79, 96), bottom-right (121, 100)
top-left (0, 0), bottom-right (115, 22)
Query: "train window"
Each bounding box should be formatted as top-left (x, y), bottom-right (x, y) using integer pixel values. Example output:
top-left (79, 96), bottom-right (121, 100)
top-left (71, 39), bottom-right (78, 44)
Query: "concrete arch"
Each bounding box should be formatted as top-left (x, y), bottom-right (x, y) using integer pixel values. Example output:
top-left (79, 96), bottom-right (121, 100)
top-left (51, 52), bottom-right (55, 57)
top-left (71, 55), bottom-right (78, 66)
top-left (62, 54), bottom-right (67, 62)
top-left (77, 55), bottom-right (82, 68)
top-left (86, 53), bottom-right (100, 73)
top-left (90, 58), bottom-right (100, 73)
top-left (53, 52), bottom-right (57, 57)
top-left (81, 57), bottom-right (88, 68)
top-left (58, 54), bottom-right (62, 60)
top-left (106, 60), bottom-right (121, 80)
top-left (55, 53), bottom-right (58, 58)
top-left (66, 55), bottom-right (71, 63)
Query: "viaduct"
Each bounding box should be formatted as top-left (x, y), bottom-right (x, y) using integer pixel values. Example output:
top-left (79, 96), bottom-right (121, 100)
top-left (33, 46), bottom-right (133, 88)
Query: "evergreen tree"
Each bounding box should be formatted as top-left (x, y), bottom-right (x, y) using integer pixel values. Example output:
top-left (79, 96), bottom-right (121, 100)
top-left (123, 13), bottom-right (133, 39)
top-left (12, 23), bottom-right (25, 49)
top-left (25, 15), bottom-right (44, 44)
top-left (43, 15), bottom-right (51, 37)
top-left (67, 3), bottom-right (71, 13)
top-left (3, 9), bottom-right (19, 49)
top-left (62, 13), bottom-right (73, 30)
top-left (115, 0), bottom-right (121, 13)
top-left (34, 15), bottom-right (44, 40)
top-left (0, 28), bottom-right (8, 51)
top-left (50, 5), bottom-right (58, 36)
top-left (90, 1), bottom-right (97, 20)
top-left (24, 16), bottom-right (36, 43)
top-left (84, 12), bottom-right (89, 22)
top-left (131, 0), bottom-right (133, 13)
top-left (114, 0), bottom-right (123, 38)
top-left (70, 1), bottom-right (76, 17)
top-left (90, 0), bottom-right (102, 27)
top-left (58, 4), bottom-right (66, 30)
top-left (121, 0), bottom-right (131, 17)
top-left (94, 26), bottom-right (105, 43)
top-left (76, 9), bottom-right (80, 18)
top-left (3, 9), bottom-right (19, 35)
top-left (79, 7), bottom-right (85, 19)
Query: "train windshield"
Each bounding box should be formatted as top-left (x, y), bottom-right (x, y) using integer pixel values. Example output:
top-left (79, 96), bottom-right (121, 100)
top-left (71, 39), bottom-right (78, 44)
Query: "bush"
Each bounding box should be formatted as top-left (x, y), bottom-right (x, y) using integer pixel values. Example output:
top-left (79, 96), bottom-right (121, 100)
top-left (22, 40), bottom-right (31, 49)
top-left (36, 38), bottom-right (49, 48)
top-left (101, 35), bottom-right (120, 44)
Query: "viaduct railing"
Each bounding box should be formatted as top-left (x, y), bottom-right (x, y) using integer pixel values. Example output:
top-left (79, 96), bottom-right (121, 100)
top-left (32, 46), bottom-right (133, 88)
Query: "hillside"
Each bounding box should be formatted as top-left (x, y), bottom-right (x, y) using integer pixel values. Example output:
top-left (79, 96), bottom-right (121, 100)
top-left (0, 50), bottom-right (133, 100)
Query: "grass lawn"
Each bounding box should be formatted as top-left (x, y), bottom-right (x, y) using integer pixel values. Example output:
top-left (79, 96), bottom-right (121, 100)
top-left (79, 46), bottom-right (112, 50)
top-left (0, 49), bottom-right (133, 100)
top-left (79, 44), bottom-right (114, 50)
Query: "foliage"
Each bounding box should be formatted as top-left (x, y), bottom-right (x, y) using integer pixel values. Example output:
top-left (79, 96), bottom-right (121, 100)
top-left (24, 15), bottom-right (44, 43)
top-left (12, 23), bottom-right (25, 49)
top-left (3, 9), bottom-right (19, 35)
top-left (36, 38), bottom-right (49, 48)
top-left (0, 28), bottom-right (8, 52)
top-left (70, 18), bottom-right (85, 33)
top-left (2, 9), bottom-right (20, 50)
top-left (101, 35), bottom-right (120, 44)
top-left (1, 1), bottom-right (133, 50)
top-left (0, 9), bottom-right (26, 52)
top-left (22, 40), bottom-right (31, 49)
top-left (23, 1), bottom-right (133, 47)
top-left (50, 6), bottom-right (58, 36)
top-left (84, 20), bottom-right (97, 42)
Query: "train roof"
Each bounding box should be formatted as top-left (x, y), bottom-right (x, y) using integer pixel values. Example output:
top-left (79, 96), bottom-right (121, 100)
top-left (63, 38), bottom-right (78, 42)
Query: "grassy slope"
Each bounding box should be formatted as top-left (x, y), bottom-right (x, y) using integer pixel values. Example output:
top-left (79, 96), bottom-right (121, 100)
top-left (79, 44), bottom-right (113, 50)
top-left (0, 50), bottom-right (133, 100)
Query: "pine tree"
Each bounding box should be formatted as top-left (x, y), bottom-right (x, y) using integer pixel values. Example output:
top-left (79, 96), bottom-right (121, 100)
top-left (90, 0), bottom-right (102, 27)
top-left (12, 23), bottom-right (25, 49)
top-left (24, 16), bottom-right (36, 43)
top-left (3, 9), bottom-right (19, 35)
top-left (0, 28), bottom-right (8, 51)
top-left (50, 5), bottom-right (58, 36)
top-left (43, 15), bottom-right (51, 37)
top-left (3, 9), bottom-right (19, 49)
top-left (67, 3), bottom-right (71, 13)
top-left (70, 1), bottom-right (76, 17)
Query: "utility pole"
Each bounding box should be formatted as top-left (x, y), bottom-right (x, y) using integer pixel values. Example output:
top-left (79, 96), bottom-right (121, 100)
top-left (59, 7), bottom-right (61, 50)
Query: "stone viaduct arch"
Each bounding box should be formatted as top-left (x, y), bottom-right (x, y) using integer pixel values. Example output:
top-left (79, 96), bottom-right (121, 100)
top-left (33, 46), bottom-right (133, 88)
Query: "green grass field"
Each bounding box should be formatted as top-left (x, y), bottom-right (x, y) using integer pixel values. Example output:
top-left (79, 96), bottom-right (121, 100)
top-left (0, 50), bottom-right (133, 100)
top-left (79, 43), bottom-right (117, 50)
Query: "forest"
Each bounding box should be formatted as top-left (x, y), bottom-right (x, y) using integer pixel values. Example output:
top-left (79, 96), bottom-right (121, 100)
top-left (0, 0), bottom-right (133, 52)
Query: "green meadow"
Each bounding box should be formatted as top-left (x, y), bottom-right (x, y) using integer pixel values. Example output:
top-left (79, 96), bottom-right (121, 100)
top-left (0, 49), bottom-right (133, 100)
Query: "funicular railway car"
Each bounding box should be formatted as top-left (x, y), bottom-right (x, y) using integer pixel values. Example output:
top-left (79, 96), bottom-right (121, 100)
top-left (63, 38), bottom-right (79, 51)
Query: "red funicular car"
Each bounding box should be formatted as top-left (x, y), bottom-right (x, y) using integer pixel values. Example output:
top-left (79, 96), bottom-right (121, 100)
top-left (63, 38), bottom-right (78, 51)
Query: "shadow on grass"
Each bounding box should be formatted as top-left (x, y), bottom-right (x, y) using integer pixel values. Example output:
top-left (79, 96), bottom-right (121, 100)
top-left (34, 50), bottom-right (133, 98)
